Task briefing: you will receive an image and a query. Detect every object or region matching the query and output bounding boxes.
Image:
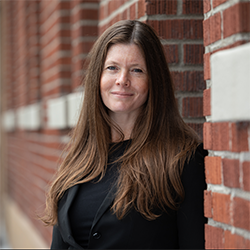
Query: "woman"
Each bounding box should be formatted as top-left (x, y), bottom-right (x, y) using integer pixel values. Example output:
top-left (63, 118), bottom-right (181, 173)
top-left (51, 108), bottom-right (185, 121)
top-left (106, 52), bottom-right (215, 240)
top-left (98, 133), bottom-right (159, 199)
top-left (43, 20), bottom-right (207, 249)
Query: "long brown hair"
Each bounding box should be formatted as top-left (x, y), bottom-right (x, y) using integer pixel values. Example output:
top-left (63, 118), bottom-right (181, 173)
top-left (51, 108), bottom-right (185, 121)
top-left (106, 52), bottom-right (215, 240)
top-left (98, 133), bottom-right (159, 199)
top-left (42, 20), bottom-right (200, 226)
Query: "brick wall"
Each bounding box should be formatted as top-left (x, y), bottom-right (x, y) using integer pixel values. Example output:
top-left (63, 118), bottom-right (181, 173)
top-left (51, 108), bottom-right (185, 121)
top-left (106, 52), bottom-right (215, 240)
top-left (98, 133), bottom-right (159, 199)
top-left (203, 0), bottom-right (250, 248)
top-left (71, 0), bottom-right (99, 90)
top-left (2, 0), bottom-right (73, 246)
top-left (0, 0), bottom-right (223, 247)
top-left (40, 0), bottom-right (72, 99)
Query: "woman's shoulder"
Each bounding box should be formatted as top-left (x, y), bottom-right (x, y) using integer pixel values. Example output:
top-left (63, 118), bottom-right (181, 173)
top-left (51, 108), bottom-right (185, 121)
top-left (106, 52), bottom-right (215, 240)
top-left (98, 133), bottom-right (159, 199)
top-left (181, 143), bottom-right (208, 183)
top-left (192, 143), bottom-right (208, 162)
top-left (58, 185), bottom-right (79, 210)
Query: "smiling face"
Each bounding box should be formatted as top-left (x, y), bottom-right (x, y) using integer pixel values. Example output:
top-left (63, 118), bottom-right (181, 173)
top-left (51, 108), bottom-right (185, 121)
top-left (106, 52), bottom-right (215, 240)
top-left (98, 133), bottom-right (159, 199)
top-left (100, 43), bottom-right (149, 120)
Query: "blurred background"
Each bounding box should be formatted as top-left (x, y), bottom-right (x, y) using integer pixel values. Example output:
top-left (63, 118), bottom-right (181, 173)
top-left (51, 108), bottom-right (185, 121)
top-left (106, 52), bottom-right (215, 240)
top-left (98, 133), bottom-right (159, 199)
top-left (0, 0), bottom-right (249, 248)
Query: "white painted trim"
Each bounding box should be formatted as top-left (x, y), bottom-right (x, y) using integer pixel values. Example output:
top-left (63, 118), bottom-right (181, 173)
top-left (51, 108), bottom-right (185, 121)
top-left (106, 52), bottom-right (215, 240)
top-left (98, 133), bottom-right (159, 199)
top-left (47, 96), bottom-right (67, 129)
top-left (26, 103), bottom-right (41, 130)
top-left (16, 104), bottom-right (41, 130)
top-left (2, 91), bottom-right (84, 131)
top-left (211, 43), bottom-right (250, 122)
top-left (2, 110), bottom-right (15, 131)
top-left (66, 91), bottom-right (83, 128)
top-left (16, 106), bottom-right (27, 130)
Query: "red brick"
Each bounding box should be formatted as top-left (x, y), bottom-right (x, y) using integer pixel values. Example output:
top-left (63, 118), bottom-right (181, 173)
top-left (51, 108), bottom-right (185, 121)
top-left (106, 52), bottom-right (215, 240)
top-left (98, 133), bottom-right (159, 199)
top-left (205, 224), bottom-right (224, 249)
top-left (213, 192), bottom-right (231, 224)
top-left (73, 41), bottom-right (95, 55)
top-left (232, 197), bottom-right (250, 231)
top-left (203, 18), bottom-right (210, 46)
top-left (182, 0), bottom-right (203, 14)
top-left (71, 7), bottom-right (95, 23)
top-left (204, 190), bottom-right (213, 218)
top-left (78, 8), bottom-right (98, 21)
top-left (203, 13), bottom-right (221, 46)
top-left (203, 53), bottom-right (211, 80)
top-left (42, 84), bottom-right (71, 97)
top-left (138, 0), bottom-right (146, 18)
top-left (171, 71), bottom-right (205, 92)
top-left (42, 70), bottom-right (71, 84)
top-left (130, 3), bottom-right (136, 19)
top-left (223, 2), bottom-right (250, 38)
top-left (212, 122), bottom-right (230, 151)
top-left (146, 0), bottom-right (177, 15)
top-left (222, 159), bottom-right (240, 188)
top-left (73, 25), bottom-right (98, 37)
top-left (99, 4), bottom-right (106, 20)
top-left (231, 122), bottom-right (249, 152)
top-left (147, 19), bottom-right (203, 40)
top-left (41, 15), bottom-right (70, 38)
top-left (120, 9), bottom-right (128, 20)
top-left (205, 156), bottom-right (222, 184)
top-left (183, 44), bottom-right (203, 65)
top-left (224, 230), bottom-right (250, 249)
top-left (58, 1), bottom-right (71, 10)
top-left (210, 12), bottom-right (221, 44)
top-left (203, 122), bottom-right (212, 150)
top-left (213, 0), bottom-right (228, 8)
top-left (43, 57), bottom-right (71, 71)
top-left (186, 123), bottom-right (203, 140)
top-left (108, 0), bottom-right (116, 15)
top-left (27, 0), bottom-right (40, 105)
top-left (203, 88), bottom-right (211, 116)
top-left (99, 24), bottom-right (108, 35)
top-left (204, 0), bottom-right (211, 13)
top-left (182, 97), bottom-right (203, 118)
top-left (242, 162), bottom-right (250, 191)
top-left (109, 0), bottom-right (125, 11)
top-left (110, 15), bottom-right (120, 26)
top-left (163, 44), bottom-right (178, 64)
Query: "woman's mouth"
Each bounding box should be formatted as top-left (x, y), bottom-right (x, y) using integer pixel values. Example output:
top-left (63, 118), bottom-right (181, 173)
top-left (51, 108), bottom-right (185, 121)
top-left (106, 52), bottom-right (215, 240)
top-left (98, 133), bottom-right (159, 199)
top-left (111, 91), bottom-right (134, 97)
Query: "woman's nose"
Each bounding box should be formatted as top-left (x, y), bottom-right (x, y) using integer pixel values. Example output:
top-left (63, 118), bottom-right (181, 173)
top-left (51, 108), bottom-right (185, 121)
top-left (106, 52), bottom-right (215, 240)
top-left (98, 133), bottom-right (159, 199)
top-left (115, 70), bottom-right (130, 87)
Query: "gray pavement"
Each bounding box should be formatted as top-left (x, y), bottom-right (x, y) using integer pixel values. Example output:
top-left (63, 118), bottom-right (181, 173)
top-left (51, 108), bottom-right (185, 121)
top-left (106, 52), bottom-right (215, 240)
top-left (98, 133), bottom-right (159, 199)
top-left (0, 222), bottom-right (11, 249)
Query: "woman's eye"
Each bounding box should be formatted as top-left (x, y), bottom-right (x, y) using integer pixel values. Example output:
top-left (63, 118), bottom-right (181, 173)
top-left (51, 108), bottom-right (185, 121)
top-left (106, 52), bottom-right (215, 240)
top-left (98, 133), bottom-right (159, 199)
top-left (107, 66), bottom-right (116, 70)
top-left (133, 68), bottom-right (143, 73)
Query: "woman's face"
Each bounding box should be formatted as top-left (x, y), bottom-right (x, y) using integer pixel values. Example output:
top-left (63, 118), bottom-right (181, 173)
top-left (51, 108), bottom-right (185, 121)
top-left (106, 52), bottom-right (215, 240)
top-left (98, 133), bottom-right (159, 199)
top-left (100, 43), bottom-right (148, 118)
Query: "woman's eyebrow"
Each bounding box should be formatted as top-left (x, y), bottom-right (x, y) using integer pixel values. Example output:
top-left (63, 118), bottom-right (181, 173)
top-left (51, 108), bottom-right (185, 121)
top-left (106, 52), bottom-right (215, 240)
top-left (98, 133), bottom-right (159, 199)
top-left (104, 60), bottom-right (118, 65)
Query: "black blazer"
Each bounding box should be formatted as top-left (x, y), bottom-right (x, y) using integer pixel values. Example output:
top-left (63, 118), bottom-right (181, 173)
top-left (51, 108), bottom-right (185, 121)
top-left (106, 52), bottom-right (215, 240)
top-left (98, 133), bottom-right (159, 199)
top-left (51, 145), bottom-right (207, 249)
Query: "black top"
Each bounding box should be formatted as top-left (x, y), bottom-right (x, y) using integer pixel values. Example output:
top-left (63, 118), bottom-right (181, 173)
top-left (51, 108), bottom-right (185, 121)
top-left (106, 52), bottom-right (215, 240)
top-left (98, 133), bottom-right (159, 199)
top-left (51, 142), bottom-right (207, 249)
top-left (68, 140), bottom-right (130, 248)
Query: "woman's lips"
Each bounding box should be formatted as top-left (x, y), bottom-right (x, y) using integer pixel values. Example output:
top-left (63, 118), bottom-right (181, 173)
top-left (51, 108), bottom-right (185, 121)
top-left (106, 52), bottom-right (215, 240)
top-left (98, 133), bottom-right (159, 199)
top-left (111, 91), bottom-right (134, 97)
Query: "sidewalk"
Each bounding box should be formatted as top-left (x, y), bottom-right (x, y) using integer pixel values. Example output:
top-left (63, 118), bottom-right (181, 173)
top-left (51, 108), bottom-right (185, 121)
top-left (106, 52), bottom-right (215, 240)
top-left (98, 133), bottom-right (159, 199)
top-left (0, 222), bottom-right (11, 249)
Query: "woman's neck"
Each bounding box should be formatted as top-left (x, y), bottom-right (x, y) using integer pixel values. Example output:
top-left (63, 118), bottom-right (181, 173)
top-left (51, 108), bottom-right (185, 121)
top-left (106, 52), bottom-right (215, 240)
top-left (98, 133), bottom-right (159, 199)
top-left (109, 112), bottom-right (137, 142)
